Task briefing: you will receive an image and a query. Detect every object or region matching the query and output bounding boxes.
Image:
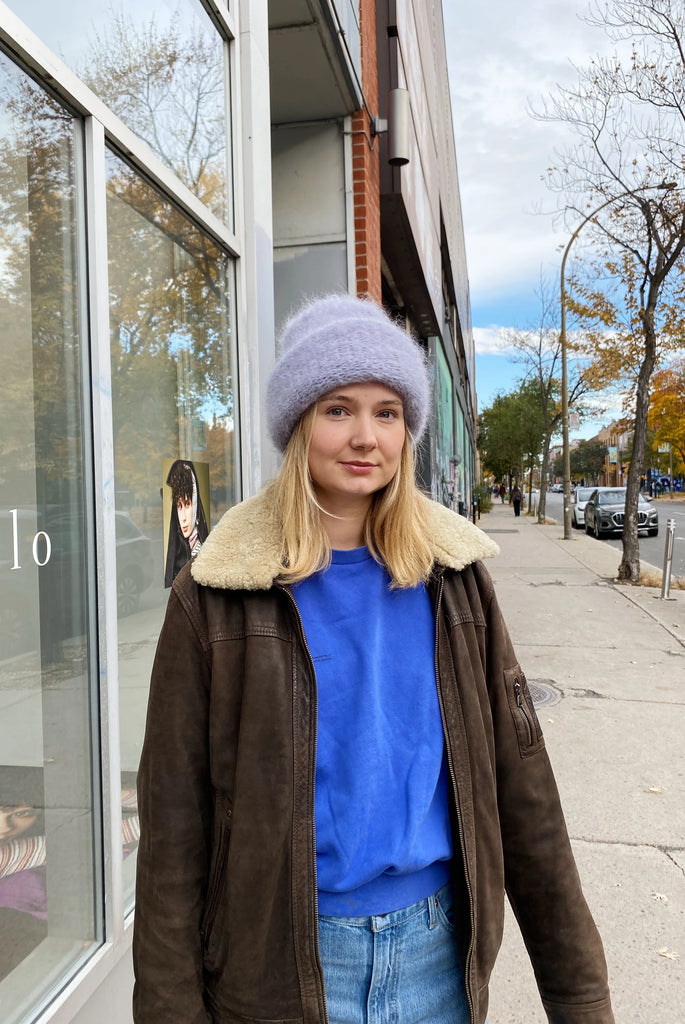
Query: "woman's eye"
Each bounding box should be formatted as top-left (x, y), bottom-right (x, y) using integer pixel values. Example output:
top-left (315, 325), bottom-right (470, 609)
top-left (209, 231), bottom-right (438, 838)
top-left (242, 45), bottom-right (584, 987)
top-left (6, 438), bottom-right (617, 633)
top-left (326, 406), bottom-right (346, 417)
top-left (378, 409), bottom-right (398, 419)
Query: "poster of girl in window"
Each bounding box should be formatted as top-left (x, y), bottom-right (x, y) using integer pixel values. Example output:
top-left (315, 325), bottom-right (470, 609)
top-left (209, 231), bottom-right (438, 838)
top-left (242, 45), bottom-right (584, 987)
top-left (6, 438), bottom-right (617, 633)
top-left (162, 459), bottom-right (210, 587)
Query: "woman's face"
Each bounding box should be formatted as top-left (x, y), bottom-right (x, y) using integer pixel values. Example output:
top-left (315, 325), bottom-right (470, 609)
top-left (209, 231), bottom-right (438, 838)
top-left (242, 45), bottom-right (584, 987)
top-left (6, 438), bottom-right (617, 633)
top-left (0, 804), bottom-right (38, 843)
top-left (307, 381), bottom-right (406, 513)
top-left (176, 496), bottom-right (194, 538)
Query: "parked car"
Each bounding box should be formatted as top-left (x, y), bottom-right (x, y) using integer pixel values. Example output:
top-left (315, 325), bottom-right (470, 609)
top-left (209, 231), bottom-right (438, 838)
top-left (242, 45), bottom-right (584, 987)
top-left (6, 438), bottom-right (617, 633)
top-left (571, 486), bottom-right (597, 529)
top-left (584, 487), bottom-right (658, 539)
top-left (48, 509), bottom-right (155, 617)
top-left (1, 508), bottom-right (155, 657)
top-left (551, 482), bottom-right (563, 492)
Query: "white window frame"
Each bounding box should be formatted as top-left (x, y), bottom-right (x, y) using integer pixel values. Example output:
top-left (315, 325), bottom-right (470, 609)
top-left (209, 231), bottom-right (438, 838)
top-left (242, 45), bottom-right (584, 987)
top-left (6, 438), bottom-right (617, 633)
top-left (0, 1), bottom-right (270, 1020)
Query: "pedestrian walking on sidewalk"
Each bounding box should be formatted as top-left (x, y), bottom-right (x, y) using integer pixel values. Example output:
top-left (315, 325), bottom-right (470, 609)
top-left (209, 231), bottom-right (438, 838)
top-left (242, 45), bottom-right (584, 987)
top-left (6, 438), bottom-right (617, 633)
top-left (498, 482), bottom-right (506, 503)
top-left (132, 294), bottom-right (614, 1024)
top-left (511, 483), bottom-right (523, 516)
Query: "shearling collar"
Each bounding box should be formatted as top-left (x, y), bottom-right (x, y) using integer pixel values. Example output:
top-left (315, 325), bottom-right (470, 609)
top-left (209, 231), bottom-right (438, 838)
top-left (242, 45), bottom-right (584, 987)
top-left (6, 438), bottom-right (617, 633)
top-left (191, 487), bottom-right (499, 591)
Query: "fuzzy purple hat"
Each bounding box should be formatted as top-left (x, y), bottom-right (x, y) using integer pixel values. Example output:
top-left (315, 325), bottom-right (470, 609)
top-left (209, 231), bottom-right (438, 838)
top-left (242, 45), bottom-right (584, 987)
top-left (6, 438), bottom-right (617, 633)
top-left (266, 294), bottom-right (430, 451)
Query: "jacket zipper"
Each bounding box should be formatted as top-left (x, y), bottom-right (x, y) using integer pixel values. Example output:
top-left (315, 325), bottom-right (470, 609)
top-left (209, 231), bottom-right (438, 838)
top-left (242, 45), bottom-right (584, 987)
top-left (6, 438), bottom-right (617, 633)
top-left (513, 679), bottom-right (534, 746)
top-left (278, 585), bottom-right (329, 1024)
top-left (433, 574), bottom-right (476, 1024)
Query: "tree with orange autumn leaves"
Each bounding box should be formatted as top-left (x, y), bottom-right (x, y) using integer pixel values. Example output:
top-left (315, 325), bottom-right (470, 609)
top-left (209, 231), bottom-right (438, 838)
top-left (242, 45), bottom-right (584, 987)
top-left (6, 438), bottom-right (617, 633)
top-left (536, 0), bottom-right (685, 581)
top-left (648, 357), bottom-right (685, 474)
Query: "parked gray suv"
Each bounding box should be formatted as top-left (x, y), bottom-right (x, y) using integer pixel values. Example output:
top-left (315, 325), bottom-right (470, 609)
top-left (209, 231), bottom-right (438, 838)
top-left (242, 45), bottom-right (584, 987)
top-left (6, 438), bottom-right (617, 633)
top-left (584, 487), bottom-right (658, 539)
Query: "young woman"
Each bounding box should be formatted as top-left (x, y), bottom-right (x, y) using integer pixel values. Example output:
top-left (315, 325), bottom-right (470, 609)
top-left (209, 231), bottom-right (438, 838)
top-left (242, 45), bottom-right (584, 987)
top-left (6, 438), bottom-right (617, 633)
top-left (511, 484), bottom-right (523, 518)
top-left (133, 295), bottom-right (614, 1024)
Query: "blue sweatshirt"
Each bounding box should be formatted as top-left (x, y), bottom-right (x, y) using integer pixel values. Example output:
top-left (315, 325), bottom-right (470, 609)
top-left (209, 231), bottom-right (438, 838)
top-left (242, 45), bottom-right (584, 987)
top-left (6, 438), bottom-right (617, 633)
top-left (292, 546), bottom-right (452, 916)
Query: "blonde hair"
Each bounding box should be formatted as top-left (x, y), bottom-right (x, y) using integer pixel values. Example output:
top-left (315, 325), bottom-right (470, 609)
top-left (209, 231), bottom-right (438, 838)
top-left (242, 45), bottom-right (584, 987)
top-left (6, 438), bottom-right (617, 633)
top-left (269, 406), bottom-right (434, 588)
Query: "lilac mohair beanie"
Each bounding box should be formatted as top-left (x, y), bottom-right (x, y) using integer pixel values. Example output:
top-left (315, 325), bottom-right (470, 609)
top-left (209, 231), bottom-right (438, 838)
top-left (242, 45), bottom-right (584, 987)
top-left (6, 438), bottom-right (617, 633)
top-left (266, 294), bottom-right (430, 451)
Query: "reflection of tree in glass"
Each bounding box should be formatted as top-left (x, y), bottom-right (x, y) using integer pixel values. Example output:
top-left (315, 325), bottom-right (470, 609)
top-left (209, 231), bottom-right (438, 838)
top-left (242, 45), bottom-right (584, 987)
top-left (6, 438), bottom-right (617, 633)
top-left (0, 53), bottom-right (82, 501)
top-left (81, 8), bottom-right (227, 220)
top-left (106, 153), bottom-right (235, 512)
top-left (87, 11), bottom-right (234, 514)
top-left (0, 30), bottom-right (235, 522)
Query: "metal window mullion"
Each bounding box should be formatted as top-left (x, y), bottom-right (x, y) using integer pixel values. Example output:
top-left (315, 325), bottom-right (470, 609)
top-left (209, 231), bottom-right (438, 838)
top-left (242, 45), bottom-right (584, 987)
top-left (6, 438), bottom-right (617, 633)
top-left (201, 0), bottom-right (236, 41)
top-left (221, 31), bottom-right (235, 235)
top-left (72, 112), bottom-right (107, 962)
top-left (229, 3), bottom-right (249, 500)
top-left (84, 114), bottom-right (124, 950)
top-left (232, 0), bottom-right (277, 497)
top-left (105, 128), bottom-right (240, 257)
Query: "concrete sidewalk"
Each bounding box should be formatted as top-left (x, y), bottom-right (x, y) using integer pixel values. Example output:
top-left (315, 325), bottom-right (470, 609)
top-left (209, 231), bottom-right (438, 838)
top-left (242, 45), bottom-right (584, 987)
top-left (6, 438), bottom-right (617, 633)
top-left (477, 500), bottom-right (684, 1023)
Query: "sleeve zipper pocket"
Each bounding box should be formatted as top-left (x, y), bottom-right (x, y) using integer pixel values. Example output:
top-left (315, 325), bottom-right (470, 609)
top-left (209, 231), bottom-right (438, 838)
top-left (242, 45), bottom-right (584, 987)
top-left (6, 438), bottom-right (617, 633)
top-left (504, 667), bottom-right (544, 758)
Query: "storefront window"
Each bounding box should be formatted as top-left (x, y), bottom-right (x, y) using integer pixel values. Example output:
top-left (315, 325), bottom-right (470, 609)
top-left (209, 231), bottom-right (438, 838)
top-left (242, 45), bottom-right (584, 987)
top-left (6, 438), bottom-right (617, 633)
top-left (0, 53), bottom-right (100, 1023)
top-left (9, 1), bottom-right (231, 223)
top-left (106, 148), bottom-right (237, 908)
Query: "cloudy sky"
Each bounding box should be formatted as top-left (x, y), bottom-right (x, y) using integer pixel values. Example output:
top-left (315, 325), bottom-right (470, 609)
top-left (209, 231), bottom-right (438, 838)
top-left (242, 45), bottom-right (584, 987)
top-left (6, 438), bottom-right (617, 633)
top-left (444, 1), bottom-right (624, 435)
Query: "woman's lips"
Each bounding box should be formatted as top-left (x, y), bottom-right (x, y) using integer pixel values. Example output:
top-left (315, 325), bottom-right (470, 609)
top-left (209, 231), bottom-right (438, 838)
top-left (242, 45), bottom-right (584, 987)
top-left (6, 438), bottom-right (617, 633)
top-left (340, 461), bottom-right (376, 474)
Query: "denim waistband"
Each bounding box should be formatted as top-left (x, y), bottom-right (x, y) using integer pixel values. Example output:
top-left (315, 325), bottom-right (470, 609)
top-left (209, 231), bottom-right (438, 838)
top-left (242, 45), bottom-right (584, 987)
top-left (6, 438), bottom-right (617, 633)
top-left (318, 882), bottom-right (453, 933)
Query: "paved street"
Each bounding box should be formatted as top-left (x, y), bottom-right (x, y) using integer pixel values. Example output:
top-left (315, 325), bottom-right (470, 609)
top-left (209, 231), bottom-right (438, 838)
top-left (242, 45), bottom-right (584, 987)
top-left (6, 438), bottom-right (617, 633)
top-left (478, 500), bottom-right (684, 1023)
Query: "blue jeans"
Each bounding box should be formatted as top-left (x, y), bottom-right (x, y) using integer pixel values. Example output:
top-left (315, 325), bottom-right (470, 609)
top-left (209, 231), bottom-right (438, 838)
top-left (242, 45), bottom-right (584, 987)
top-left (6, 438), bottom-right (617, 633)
top-left (317, 883), bottom-right (470, 1024)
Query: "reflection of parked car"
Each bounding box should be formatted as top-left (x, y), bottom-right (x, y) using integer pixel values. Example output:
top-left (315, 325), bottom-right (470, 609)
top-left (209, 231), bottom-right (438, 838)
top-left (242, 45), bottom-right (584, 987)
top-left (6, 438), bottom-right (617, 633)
top-left (49, 510), bottom-right (154, 617)
top-left (571, 486), bottom-right (596, 529)
top-left (1, 509), bottom-right (155, 658)
top-left (1, 508), bottom-right (42, 658)
top-left (584, 488), bottom-right (658, 539)
top-left (115, 512), bottom-right (154, 616)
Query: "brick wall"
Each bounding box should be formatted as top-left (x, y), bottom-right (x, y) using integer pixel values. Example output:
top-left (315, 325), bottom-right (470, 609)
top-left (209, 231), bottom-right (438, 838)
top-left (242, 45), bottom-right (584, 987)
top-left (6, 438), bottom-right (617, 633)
top-left (351, 0), bottom-right (381, 301)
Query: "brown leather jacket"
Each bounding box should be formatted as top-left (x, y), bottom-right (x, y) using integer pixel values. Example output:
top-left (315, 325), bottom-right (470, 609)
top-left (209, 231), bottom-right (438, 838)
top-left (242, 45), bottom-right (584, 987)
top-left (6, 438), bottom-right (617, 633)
top-left (132, 491), bottom-right (614, 1024)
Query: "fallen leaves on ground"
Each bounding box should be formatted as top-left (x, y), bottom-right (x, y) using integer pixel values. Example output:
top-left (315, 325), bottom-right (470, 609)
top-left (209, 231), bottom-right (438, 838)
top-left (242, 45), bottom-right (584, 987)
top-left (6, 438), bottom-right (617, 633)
top-left (657, 947), bottom-right (680, 961)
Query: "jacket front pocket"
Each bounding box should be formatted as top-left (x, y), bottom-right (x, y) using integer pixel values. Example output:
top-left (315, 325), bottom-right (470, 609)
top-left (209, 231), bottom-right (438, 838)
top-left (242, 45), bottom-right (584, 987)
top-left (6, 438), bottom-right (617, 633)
top-left (504, 666), bottom-right (544, 758)
top-left (202, 809), bottom-right (232, 958)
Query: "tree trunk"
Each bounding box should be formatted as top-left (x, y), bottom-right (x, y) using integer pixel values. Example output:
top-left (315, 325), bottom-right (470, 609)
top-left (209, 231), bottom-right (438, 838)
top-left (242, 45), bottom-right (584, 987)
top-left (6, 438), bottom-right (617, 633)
top-left (618, 309), bottom-right (657, 582)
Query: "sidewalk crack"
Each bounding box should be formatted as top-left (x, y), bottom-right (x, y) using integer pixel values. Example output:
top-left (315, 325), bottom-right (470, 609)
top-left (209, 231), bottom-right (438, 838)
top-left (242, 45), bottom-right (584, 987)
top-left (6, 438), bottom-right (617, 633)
top-left (571, 836), bottom-right (685, 876)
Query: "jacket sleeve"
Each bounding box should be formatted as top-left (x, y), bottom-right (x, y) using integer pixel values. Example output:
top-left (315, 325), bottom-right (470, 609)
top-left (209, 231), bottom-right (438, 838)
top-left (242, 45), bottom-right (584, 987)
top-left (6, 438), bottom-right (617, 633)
top-left (481, 569), bottom-right (615, 1024)
top-left (132, 572), bottom-right (213, 1024)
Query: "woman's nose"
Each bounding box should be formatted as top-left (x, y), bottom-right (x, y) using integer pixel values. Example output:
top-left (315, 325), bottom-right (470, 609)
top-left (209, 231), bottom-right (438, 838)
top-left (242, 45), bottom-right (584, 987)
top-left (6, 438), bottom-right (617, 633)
top-left (350, 417), bottom-right (378, 449)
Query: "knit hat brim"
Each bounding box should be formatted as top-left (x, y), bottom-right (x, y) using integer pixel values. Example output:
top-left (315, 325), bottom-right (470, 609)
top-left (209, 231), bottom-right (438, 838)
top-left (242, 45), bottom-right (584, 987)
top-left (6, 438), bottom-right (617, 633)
top-left (267, 295), bottom-right (430, 451)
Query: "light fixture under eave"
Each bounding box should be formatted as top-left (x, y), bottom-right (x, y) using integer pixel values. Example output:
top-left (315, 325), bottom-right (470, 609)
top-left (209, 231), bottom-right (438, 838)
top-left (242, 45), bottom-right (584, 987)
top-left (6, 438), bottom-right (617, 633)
top-left (388, 88), bottom-right (410, 166)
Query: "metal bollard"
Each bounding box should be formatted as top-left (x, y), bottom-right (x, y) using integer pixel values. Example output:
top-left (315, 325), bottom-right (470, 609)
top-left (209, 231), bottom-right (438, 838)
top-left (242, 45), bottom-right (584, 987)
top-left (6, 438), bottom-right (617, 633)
top-left (659, 518), bottom-right (677, 600)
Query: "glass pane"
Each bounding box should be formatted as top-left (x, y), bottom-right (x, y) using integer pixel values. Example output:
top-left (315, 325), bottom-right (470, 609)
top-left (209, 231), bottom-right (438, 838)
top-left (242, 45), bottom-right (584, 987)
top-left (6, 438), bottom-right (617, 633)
top-left (106, 148), bottom-right (237, 909)
top-left (10, 0), bottom-right (231, 224)
top-left (0, 54), bottom-right (100, 1022)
